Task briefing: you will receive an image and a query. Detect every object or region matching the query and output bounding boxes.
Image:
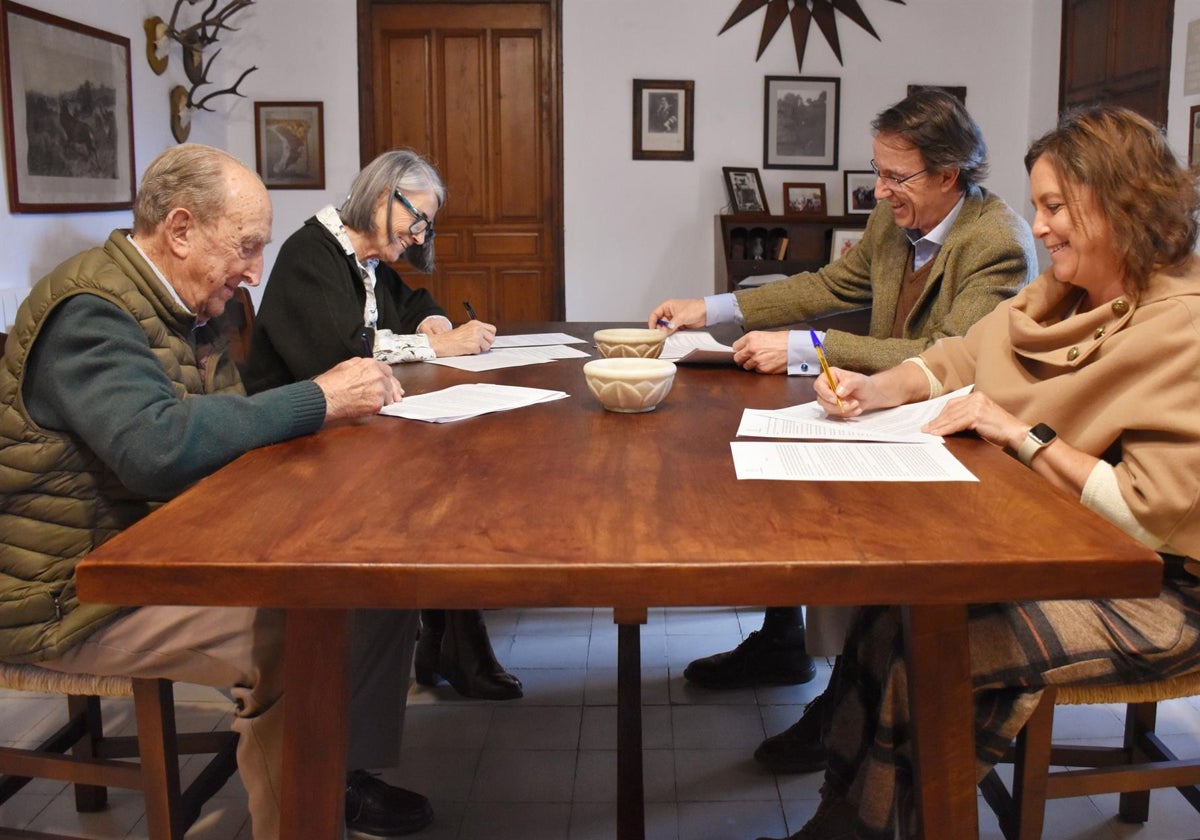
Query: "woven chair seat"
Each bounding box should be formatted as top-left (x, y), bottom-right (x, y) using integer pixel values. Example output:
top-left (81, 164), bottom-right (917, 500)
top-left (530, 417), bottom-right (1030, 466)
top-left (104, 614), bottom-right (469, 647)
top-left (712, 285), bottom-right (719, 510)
top-left (1054, 669), bottom-right (1200, 706)
top-left (0, 661), bottom-right (133, 698)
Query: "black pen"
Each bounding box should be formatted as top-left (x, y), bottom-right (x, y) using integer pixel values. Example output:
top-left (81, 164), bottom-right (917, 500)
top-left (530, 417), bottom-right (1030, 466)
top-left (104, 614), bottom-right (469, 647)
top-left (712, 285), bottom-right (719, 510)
top-left (463, 301), bottom-right (479, 321)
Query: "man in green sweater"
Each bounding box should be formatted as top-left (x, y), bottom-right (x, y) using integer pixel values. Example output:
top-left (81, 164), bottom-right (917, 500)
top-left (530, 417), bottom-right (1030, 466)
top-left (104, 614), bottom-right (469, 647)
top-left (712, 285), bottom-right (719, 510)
top-left (0, 144), bottom-right (430, 839)
top-left (647, 88), bottom-right (1036, 777)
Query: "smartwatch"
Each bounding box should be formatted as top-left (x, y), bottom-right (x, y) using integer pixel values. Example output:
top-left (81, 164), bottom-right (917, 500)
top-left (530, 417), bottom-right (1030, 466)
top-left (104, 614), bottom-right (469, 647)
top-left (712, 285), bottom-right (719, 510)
top-left (1017, 423), bottom-right (1057, 467)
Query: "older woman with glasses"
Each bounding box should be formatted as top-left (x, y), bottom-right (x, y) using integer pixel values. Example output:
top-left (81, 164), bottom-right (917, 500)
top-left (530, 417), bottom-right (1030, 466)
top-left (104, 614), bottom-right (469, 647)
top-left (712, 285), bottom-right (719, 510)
top-left (245, 149), bottom-right (522, 702)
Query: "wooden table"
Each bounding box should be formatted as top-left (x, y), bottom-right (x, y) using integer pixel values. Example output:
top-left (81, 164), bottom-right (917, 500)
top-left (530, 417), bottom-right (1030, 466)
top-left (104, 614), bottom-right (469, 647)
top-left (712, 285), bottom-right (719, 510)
top-left (76, 322), bottom-right (1162, 839)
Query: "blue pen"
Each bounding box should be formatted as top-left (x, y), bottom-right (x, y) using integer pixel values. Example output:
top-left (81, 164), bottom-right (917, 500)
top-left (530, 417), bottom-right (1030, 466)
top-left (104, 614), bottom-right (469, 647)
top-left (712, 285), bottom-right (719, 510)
top-left (362, 330), bottom-right (372, 357)
top-left (809, 330), bottom-right (844, 410)
top-left (656, 318), bottom-right (673, 329)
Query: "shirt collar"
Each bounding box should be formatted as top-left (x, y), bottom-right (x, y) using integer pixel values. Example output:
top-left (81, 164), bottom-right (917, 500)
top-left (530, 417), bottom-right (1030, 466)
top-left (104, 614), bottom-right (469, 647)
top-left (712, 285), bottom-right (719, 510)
top-left (125, 233), bottom-right (201, 326)
top-left (316, 205), bottom-right (378, 272)
top-left (902, 193), bottom-right (965, 249)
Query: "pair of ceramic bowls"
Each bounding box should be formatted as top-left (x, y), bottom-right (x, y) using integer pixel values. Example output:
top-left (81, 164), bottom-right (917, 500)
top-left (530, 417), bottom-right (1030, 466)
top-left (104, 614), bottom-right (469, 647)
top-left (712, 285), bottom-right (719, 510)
top-left (584, 328), bottom-right (676, 413)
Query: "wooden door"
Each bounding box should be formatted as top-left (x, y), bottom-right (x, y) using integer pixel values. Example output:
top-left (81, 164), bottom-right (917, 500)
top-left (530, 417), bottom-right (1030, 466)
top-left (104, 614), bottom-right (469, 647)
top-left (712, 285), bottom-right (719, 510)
top-left (1060, 0), bottom-right (1172, 123)
top-left (358, 0), bottom-right (563, 322)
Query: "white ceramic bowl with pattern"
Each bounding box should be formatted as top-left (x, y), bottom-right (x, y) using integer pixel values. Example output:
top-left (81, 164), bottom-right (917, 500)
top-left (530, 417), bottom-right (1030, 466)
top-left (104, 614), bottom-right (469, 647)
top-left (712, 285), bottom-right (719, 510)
top-left (583, 358), bottom-right (677, 413)
top-left (593, 328), bottom-right (666, 359)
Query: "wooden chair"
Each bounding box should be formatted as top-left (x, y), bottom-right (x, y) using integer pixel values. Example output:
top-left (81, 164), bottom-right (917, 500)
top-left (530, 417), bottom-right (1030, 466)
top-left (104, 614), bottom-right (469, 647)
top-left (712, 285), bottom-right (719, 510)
top-left (0, 663), bottom-right (239, 839)
top-left (979, 672), bottom-right (1200, 840)
top-left (217, 287), bottom-right (255, 368)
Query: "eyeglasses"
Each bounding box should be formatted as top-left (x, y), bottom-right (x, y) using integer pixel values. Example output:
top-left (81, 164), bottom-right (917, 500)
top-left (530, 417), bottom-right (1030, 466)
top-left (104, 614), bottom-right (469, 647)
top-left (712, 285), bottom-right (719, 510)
top-left (870, 159), bottom-right (928, 188)
top-left (393, 190), bottom-right (435, 240)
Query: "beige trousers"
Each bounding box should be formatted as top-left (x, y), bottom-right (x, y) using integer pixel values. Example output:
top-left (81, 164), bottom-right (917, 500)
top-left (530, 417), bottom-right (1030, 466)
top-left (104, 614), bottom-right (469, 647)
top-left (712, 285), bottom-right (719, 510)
top-left (43, 605), bottom-right (418, 840)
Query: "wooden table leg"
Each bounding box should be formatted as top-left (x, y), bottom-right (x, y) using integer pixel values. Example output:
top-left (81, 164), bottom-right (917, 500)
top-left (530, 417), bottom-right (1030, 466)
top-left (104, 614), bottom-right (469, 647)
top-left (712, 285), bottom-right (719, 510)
top-left (281, 609), bottom-right (351, 839)
top-left (614, 607), bottom-right (648, 840)
top-left (903, 604), bottom-right (978, 840)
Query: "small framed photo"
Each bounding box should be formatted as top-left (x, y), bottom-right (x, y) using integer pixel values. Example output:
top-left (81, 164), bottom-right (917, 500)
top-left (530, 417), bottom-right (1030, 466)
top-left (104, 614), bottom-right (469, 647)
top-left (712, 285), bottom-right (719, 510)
top-left (1190, 104), bottom-right (1200, 167)
top-left (763, 75), bottom-right (839, 170)
top-left (783, 182), bottom-right (826, 216)
top-left (723, 166), bottom-right (768, 214)
top-left (843, 170), bottom-right (877, 215)
top-left (830, 228), bottom-right (864, 262)
top-left (632, 79), bottom-right (694, 161)
top-left (0, 1), bottom-right (136, 212)
top-left (254, 101), bottom-right (325, 190)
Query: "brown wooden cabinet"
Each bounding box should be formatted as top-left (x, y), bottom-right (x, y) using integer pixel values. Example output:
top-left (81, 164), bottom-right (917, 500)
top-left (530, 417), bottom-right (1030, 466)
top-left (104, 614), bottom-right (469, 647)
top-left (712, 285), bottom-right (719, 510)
top-left (716, 213), bottom-right (867, 293)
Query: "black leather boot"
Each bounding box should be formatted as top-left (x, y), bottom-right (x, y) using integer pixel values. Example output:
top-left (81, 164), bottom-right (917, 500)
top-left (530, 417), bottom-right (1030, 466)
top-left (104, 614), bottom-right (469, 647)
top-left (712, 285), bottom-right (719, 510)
top-left (414, 609), bottom-right (523, 700)
top-left (683, 606), bottom-right (816, 689)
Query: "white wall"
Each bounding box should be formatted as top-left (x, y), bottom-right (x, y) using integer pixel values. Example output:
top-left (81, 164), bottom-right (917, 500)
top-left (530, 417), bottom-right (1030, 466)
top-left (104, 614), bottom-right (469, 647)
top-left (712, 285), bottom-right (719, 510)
top-left (2, 0), bottom-right (1185, 329)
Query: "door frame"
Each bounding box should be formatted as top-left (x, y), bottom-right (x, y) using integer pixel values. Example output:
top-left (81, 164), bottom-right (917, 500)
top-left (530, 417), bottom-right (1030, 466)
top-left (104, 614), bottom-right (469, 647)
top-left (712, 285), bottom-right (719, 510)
top-left (355, 0), bottom-right (566, 319)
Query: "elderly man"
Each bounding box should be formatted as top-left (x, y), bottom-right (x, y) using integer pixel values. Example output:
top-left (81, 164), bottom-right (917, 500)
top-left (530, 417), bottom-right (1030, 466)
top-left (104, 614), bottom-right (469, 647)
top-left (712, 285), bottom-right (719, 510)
top-left (648, 88), bottom-right (1036, 775)
top-left (0, 144), bottom-right (428, 839)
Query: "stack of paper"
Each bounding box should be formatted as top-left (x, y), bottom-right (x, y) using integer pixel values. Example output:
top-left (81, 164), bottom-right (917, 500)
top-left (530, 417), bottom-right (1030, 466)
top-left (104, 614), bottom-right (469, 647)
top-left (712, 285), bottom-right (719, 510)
top-left (659, 332), bottom-right (735, 364)
top-left (379, 383), bottom-right (567, 423)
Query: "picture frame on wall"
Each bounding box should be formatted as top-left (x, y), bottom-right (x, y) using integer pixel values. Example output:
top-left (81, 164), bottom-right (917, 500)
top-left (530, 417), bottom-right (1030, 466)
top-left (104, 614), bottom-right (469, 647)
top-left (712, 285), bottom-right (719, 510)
top-left (722, 166), bottom-right (768, 214)
top-left (254, 101), bottom-right (325, 190)
top-left (843, 170), bottom-right (878, 215)
top-left (763, 75), bottom-right (839, 170)
top-left (830, 228), bottom-right (864, 262)
top-left (1190, 104), bottom-right (1200, 166)
top-left (783, 182), bottom-right (826, 216)
top-left (0, 1), bottom-right (135, 213)
top-left (632, 79), bottom-right (694, 161)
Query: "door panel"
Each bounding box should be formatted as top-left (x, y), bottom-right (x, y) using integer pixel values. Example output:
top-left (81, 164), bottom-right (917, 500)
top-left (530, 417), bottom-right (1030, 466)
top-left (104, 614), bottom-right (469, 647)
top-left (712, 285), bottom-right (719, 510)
top-left (362, 1), bottom-right (563, 322)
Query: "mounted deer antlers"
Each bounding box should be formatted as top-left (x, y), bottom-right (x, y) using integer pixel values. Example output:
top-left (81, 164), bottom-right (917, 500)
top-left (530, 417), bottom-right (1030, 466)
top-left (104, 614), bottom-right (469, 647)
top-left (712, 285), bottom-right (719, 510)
top-left (146, 0), bottom-right (259, 142)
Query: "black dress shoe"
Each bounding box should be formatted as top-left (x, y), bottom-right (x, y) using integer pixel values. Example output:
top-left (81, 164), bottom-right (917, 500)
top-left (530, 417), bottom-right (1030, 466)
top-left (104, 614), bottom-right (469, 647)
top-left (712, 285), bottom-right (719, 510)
top-left (754, 691), bottom-right (828, 773)
top-left (345, 770), bottom-right (433, 837)
top-left (683, 630), bottom-right (816, 689)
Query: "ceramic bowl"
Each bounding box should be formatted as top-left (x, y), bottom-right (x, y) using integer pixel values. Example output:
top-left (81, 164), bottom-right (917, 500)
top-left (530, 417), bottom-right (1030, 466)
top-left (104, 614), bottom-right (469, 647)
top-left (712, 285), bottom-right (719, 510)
top-left (583, 358), bottom-right (677, 413)
top-left (593, 328), bottom-right (667, 359)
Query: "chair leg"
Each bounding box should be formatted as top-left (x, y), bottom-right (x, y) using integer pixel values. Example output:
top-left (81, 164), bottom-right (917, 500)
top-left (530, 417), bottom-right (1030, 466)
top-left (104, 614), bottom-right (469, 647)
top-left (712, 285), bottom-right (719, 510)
top-left (132, 679), bottom-right (185, 840)
top-left (65, 695), bottom-right (107, 813)
top-left (1117, 701), bottom-right (1155, 822)
top-left (1011, 687), bottom-right (1057, 840)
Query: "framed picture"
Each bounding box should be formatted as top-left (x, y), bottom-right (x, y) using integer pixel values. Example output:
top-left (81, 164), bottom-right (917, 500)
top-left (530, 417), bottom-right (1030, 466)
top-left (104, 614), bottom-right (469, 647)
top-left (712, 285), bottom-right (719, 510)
top-left (632, 79), bottom-right (694, 161)
top-left (254, 101), bottom-right (325, 190)
top-left (783, 182), bottom-right (826, 216)
top-left (722, 166), bottom-right (768, 214)
top-left (1190, 104), bottom-right (1200, 167)
top-left (763, 75), bottom-right (839, 170)
top-left (0, 2), bottom-right (135, 213)
top-left (844, 170), bottom-right (877, 215)
top-left (830, 228), bottom-right (864, 262)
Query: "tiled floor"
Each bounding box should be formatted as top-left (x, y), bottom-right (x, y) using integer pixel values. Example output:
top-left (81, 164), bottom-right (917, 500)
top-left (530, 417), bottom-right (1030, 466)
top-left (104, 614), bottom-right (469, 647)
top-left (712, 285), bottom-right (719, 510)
top-left (1, 607), bottom-right (1199, 839)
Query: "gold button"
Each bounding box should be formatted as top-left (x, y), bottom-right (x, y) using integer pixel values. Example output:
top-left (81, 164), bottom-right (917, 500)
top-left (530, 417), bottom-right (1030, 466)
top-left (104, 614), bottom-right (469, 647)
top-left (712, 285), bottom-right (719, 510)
top-left (1094, 326), bottom-right (1106, 340)
top-left (1067, 346), bottom-right (1080, 361)
top-left (1112, 299), bottom-right (1128, 314)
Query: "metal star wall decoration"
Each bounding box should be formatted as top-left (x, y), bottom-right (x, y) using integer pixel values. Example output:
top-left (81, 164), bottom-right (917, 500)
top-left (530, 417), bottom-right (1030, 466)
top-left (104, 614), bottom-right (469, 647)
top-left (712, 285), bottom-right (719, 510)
top-left (720, 0), bottom-right (905, 71)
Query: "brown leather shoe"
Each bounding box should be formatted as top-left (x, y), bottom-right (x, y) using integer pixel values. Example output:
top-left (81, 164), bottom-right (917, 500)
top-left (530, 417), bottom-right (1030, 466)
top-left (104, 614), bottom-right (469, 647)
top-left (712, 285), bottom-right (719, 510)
top-left (754, 691), bottom-right (828, 774)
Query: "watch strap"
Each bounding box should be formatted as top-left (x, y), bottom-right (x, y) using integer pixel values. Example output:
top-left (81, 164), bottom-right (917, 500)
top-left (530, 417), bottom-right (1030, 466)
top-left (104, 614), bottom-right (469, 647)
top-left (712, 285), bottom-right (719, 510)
top-left (1017, 423), bottom-right (1056, 467)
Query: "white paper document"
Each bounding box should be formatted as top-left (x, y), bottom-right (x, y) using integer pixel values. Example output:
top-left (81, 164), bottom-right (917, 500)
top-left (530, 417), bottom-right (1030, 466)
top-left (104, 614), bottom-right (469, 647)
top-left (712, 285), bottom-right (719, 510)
top-left (379, 384), bottom-right (568, 423)
top-left (424, 345), bottom-right (590, 371)
top-left (730, 441), bottom-right (978, 482)
top-left (660, 332), bottom-right (736, 364)
top-left (490, 332), bottom-right (586, 348)
top-left (737, 385), bottom-right (974, 443)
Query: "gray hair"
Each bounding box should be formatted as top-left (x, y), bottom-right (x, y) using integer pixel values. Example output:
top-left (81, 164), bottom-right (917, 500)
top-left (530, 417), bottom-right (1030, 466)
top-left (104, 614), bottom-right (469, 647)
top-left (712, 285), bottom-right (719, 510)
top-left (871, 88), bottom-right (989, 190)
top-left (338, 149), bottom-right (445, 273)
top-left (132, 144), bottom-right (246, 234)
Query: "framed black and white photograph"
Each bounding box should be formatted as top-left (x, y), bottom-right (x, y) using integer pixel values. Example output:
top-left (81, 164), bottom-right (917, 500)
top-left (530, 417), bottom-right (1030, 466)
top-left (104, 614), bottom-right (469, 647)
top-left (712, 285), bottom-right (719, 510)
top-left (783, 182), bottom-right (826, 216)
top-left (830, 228), bottom-right (864, 262)
top-left (254, 101), bottom-right (325, 190)
top-left (632, 79), bottom-right (694, 161)
top-left (843, 170), bottom-right (877, 215)
top-left (763, 75), bottom-right (839, 170)
top-left (722, 166), bottom-right (768, 214)
top-left (0, 1), bottom-right (135, 213)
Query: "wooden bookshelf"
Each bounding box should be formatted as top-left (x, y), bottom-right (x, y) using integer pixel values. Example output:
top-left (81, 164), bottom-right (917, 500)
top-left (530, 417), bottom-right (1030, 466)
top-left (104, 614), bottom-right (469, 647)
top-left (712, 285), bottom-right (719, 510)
top-left (715, 213), bottom-right (867, 293)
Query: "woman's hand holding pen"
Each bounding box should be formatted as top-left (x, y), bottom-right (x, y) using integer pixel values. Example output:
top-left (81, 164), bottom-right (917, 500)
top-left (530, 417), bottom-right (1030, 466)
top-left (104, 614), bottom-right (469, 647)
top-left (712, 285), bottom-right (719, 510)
top-left (428, 320), bottom-right (497, 357)
top-left (647, 298), bottom-right (706, 333)
top-left (813, 367), bottom-right (873, 417)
